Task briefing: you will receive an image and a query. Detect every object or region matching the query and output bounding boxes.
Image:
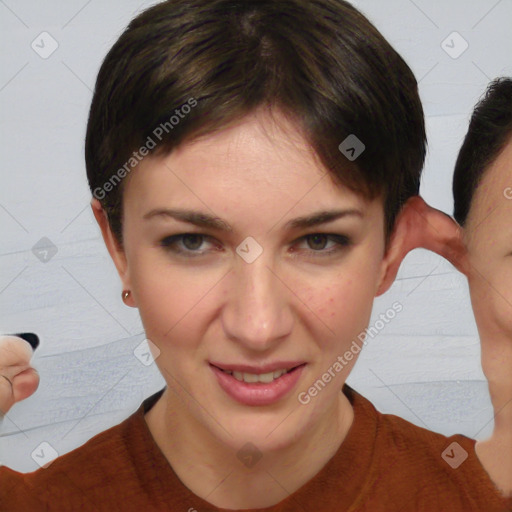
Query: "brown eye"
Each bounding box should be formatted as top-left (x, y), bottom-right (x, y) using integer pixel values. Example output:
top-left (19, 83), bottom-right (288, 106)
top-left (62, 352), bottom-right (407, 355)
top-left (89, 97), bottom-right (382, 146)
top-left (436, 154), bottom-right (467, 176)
top-left (306, 234), bottom-right (329, 251)
top-left (294, 233), bottom-right (351, 257)
top-left (180, 234), bottom-right (204, 250)
top-left (160, 233), bottom-right (213, 256)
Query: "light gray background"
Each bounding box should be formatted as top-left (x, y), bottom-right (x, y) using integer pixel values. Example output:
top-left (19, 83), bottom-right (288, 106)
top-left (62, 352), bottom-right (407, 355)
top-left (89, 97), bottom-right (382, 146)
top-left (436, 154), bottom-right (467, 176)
top-left (1, 0), bottom-right (511, 472)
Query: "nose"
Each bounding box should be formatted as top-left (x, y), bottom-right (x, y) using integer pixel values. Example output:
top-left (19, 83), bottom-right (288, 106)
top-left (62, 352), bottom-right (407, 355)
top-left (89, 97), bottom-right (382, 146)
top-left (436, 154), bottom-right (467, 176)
top-left (221, 256), bottom-right (294, 352)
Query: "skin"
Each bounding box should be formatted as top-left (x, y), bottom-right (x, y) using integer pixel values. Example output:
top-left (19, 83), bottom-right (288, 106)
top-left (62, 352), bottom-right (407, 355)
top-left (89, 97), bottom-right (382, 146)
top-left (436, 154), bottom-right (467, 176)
top-left (0, 336), bottom-right (39, 415)
top-left (463, 138), bottom-right (512, 497)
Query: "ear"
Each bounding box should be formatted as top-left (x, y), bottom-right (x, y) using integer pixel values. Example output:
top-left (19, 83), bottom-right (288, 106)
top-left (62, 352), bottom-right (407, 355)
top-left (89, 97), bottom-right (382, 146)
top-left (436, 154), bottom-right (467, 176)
top-left (376, 196), bottom-right (469, 296)
top-left (91, 199), bottom-right (135, 306)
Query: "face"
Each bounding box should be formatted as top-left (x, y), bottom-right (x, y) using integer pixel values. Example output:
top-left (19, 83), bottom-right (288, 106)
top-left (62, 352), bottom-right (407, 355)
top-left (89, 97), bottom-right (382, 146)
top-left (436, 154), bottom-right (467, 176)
top-left (111, 110), bottom-right (392, 452)
top-left (464, 138), bottom-right (512, 341)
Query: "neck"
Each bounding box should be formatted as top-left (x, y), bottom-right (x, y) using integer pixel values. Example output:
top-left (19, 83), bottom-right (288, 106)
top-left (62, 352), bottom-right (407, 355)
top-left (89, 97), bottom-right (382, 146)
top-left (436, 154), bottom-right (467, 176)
top-left (145, 388), bottom-right (354, 509)
top-left (475, 328), bottom-right (512, 497)
top-left (475, 434), bottom-right (512, 498)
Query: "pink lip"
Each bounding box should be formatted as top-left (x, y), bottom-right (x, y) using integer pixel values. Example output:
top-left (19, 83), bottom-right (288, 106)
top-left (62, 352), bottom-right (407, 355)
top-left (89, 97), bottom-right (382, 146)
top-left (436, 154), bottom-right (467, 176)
top-left (210, 363), bottom-right (306, 406)
top-left (209, 361), bottom-right (306, 373)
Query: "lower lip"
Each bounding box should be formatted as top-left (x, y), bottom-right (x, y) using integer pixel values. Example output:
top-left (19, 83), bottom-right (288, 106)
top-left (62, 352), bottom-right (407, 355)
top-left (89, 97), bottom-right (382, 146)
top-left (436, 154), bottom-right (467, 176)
top-left (210, 364), bottom-right (306, 406)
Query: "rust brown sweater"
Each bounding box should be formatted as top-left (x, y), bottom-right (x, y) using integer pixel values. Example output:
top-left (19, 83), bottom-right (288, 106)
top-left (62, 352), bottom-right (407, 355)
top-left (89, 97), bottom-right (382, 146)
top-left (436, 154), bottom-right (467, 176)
top-left (1, 385), bottom-right (511, 511)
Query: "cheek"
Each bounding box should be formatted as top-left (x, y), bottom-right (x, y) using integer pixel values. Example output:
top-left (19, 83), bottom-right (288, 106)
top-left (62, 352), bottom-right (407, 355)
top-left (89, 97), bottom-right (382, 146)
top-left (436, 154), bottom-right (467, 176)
top-left (488, 265), bottom-right (512, 334)
top-left (129, 253), bottom-right (216, 341)
top-left (470, 261), bottom-right (512, 335)
top-left (313, 270), bottom-right (379, 343)
top-left (128, 238), bottom-right (384, 348)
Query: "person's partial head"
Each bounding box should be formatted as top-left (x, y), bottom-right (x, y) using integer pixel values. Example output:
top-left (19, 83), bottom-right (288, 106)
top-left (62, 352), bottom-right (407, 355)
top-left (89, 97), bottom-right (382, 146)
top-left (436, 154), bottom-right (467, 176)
top-left (85, 0), bottom-right (428, 454)
top-left (452, 78), bottom-right (512, 338)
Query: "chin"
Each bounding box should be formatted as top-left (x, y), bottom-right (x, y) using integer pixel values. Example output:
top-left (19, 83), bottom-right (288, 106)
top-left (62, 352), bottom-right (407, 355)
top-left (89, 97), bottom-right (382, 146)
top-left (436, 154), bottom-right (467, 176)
top-left (216, 408), bottom-right (308, 452)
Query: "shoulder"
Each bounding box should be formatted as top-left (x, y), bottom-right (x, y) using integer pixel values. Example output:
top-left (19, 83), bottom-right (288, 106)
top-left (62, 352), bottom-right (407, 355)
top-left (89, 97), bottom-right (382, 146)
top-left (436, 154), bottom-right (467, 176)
top-left (376, 400), bottom-right (473, 462)
top-left (346, 384), bottom-right (469, 460)
top-left (1, 412), bottom-right (133, 504)
top-left (347, 386), bottom-right (511, 511)
top-left (0, 389), bottom-right (166, 510)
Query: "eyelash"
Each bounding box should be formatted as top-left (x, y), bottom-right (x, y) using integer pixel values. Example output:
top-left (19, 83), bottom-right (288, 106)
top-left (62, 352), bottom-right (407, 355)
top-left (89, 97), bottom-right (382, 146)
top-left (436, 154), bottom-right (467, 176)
top-left (159, 233), bottom-right (351, 258)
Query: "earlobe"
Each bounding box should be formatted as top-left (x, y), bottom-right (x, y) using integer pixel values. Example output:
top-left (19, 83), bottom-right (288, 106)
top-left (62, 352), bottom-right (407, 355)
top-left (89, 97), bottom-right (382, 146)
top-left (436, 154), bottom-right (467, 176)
top-left (376, 196), bottom-right (469, 297)
top-left (90, 199), bottom-right (133, 302)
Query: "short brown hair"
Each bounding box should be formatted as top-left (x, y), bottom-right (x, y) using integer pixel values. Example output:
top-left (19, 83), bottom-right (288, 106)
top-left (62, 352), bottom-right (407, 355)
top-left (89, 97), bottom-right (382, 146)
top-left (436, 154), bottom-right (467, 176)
top-left (85, 0), bottom-right (426, 245)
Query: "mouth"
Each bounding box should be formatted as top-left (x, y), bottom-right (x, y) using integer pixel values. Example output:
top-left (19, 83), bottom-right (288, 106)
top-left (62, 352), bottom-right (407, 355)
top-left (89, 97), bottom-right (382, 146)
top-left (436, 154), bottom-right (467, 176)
top-left (209, 362), bottom-right (307, 406)
top-left (209, 362), bottom-right (306, 384)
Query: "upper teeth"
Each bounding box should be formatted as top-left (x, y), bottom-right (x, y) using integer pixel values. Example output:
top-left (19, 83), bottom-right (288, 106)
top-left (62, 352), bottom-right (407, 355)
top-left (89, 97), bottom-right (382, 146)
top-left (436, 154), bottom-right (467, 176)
top-left (222, 369), bottom-right (289, 383)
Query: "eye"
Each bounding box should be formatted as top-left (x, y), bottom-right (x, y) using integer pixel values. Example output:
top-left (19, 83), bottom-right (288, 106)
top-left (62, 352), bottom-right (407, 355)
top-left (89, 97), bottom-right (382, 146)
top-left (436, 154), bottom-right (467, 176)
top-left (160, 233), bottom-right (217, 256)
top-left (292, 233), bottom-right (351, 257)
top-left (159, 232), bottom-right (351, 258)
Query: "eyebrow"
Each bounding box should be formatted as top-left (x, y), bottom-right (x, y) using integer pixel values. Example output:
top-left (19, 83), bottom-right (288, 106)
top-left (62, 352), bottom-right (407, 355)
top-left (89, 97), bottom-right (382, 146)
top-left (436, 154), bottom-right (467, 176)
top-left (143, 208), bottom-right (363, 232)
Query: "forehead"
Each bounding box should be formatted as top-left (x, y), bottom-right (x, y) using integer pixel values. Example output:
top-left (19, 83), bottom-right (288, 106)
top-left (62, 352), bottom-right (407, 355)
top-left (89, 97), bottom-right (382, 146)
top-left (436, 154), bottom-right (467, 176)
top-left (126, 111), bottom-right (378, 214)
top-left (471, 140), bottom-right (512, 206)
top-left (466, 138), bottom-right (512, 232)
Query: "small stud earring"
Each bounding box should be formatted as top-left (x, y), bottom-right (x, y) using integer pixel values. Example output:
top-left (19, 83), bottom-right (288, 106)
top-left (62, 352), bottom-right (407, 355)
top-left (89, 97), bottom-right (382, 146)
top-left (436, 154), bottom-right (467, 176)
top-left (122, 290), bottom-right (131, 302)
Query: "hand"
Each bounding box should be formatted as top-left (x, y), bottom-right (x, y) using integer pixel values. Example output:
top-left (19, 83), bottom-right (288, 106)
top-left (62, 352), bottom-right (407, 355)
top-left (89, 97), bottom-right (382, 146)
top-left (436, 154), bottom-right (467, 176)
top-left (0, 335), bottom-right (40, 416)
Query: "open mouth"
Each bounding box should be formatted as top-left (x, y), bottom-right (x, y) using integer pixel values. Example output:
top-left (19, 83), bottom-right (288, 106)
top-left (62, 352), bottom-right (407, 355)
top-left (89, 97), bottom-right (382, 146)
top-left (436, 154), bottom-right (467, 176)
top-left (210, 362), bottom-right (307, 406)
top-left (212, 363), bottom-right (305, 384)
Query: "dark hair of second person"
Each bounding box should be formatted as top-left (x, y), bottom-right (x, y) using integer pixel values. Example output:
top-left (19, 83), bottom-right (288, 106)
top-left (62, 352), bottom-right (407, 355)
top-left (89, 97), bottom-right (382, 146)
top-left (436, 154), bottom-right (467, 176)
top-left (453, 77), bottom-right (512, 225)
